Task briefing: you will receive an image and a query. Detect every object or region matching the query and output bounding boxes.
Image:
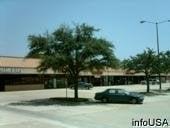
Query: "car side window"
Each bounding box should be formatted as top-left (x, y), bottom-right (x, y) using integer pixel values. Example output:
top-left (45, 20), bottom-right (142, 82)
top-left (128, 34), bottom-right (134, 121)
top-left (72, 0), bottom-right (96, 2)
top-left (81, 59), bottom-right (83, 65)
top-left (117, 90), bottom-right (125, 95)
top-left (108, 90), bottom-right (116, 94)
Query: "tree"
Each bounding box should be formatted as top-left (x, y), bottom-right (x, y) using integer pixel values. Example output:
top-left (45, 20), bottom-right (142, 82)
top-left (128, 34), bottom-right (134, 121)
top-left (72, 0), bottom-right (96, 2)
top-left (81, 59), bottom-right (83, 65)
top-left (27, 23), bottom-right (118, 100)
top-left (122, 48), bottom-right (157, 93)
top-left (159, 50), bottom-right (170, 82)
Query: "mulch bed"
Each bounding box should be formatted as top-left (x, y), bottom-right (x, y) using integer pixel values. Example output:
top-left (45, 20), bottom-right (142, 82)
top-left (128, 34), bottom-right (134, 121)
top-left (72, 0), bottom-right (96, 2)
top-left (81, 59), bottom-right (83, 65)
top-left (9, 97), bottom-right (95, 106)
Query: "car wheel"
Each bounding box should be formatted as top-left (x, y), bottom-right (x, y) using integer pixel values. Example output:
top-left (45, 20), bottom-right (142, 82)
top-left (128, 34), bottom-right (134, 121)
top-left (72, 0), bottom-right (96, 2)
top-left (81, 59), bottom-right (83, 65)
top-left (101, 98), bottom-right (108, 103)
top-left (131, 98), bottom-right (137, 104)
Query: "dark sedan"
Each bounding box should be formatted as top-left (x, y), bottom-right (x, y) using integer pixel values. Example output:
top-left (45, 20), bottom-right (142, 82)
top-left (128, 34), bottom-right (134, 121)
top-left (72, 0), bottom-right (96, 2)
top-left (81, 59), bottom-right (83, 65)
top-left (94, 89), bottom-right (144, 104)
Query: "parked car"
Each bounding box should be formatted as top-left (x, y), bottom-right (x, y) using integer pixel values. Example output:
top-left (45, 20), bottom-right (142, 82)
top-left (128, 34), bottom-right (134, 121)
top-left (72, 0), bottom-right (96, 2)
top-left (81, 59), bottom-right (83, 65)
top-left (70, 82), bottom-right (93, 90)
top-left (94, 89), bottom-right (144, 104)
top-left (140, 80), bottom-right (146, 85)
top-left (140, 79), bottom-right (159, 85)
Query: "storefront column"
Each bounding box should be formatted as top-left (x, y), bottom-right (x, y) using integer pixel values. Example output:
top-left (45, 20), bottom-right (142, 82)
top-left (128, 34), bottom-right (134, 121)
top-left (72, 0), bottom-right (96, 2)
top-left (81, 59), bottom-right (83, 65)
top-left (53, 78), bottom-right (57, 88)
top-left (103, 76), bottom-right (109, 86)
top-left (0, 80), bottom-right (5, 91)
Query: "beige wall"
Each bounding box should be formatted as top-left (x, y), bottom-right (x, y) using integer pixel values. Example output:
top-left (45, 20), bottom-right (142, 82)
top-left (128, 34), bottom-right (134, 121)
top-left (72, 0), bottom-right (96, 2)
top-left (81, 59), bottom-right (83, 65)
top-left (5, 84), bottom-right (44, 91)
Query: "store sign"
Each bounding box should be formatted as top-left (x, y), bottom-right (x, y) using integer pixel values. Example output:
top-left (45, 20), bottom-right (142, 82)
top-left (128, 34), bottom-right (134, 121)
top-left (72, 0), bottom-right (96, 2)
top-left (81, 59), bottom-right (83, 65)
top-left (0, 67), bottom-right (22, 73)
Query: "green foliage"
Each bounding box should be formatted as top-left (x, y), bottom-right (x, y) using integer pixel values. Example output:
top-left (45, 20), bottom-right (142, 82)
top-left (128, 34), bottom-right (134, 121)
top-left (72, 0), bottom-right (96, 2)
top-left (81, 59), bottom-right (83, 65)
top-left (27, 23), bottom-right (118, 99)
top-left (123, 48), bottom-right (157, 75)
top-left (122, 48), bottom-right (170, 92)
top-left (122, 48), bottom-right (157, 92)
top-left (159, 50), bottom-right (170, 75)
top-left (27, 35), bottom-right (48, 58)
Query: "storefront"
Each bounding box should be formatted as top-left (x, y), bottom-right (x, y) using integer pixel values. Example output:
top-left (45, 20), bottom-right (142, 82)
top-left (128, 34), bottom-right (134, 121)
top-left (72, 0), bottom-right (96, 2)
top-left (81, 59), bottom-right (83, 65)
top-left (0, 56), bottom-right (169, 91)
top-left (0, 56), bottom-right (65, 91)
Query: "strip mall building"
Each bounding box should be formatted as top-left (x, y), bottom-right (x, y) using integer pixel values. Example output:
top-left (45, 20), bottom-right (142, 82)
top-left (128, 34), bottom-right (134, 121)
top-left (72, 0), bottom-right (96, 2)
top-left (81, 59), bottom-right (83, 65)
top-left (0, 56), bottom-right (169, 91)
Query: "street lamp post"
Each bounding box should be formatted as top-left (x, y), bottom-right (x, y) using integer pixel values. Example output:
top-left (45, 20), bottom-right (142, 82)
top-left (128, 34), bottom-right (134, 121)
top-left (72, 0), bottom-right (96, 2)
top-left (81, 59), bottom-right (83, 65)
top-left (140, 20), bottom-right (170, 91)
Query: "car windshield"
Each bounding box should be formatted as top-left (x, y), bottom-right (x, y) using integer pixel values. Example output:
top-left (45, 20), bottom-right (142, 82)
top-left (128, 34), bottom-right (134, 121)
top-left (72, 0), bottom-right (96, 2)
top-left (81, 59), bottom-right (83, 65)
top-left (124, 91), bottom-right (130, 95)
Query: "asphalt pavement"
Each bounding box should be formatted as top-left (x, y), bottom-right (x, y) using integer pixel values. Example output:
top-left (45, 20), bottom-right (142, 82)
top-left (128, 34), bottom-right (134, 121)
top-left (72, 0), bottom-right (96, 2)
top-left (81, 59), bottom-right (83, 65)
top-left (0, 83), bottom-right (170, 128)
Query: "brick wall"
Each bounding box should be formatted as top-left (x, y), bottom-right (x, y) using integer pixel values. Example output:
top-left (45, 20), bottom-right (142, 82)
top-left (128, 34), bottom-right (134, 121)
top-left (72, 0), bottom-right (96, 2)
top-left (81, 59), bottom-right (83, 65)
top-left (5, 84), bottom-right (44, 91)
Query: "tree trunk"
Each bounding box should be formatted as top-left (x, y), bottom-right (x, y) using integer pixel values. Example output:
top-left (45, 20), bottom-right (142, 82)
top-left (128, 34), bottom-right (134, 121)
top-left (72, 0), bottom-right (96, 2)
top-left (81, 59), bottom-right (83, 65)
top-left (146, 74), bottom-right (150, 93)
top-left (74, 74), bottom-right (79, 101)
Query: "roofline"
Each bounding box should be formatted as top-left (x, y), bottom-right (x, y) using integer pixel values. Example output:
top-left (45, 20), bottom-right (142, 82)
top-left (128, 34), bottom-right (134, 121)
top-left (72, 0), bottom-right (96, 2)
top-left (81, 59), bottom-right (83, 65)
top-left (0, 55), bottom-right (25, 58)
top-left (0, 55), bottom-right (39, 60)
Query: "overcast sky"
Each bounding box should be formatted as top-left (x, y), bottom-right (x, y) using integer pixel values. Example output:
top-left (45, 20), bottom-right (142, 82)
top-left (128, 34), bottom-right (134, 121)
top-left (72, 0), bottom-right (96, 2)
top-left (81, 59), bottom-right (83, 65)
top-left (0, 0), bottom-right (170, 60)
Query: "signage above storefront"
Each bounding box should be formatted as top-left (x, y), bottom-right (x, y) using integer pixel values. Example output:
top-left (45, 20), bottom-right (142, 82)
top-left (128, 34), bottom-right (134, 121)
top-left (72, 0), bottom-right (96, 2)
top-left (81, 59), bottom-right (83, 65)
top-left (0, 67), bottom-right (22, 74)
top-left (0, 67), bottom-right (55, 74)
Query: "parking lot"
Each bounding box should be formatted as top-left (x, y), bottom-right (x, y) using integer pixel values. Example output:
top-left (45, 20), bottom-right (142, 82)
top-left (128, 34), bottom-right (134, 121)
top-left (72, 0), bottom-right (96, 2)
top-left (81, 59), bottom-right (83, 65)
top-left (0, 83), bottom-right (170, 128)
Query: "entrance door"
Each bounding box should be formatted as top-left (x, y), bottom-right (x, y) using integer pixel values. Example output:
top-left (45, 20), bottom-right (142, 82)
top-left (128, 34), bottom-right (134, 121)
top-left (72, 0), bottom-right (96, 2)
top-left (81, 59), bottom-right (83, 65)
top-left (0, 80), bottom-right (5, 91)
